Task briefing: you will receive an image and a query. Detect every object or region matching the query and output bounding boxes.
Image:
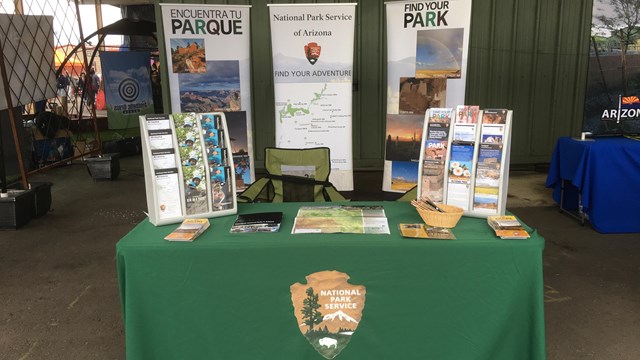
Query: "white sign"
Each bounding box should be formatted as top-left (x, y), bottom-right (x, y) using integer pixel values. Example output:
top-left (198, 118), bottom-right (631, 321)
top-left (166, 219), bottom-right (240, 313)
top-left (269, 3), bottom-right (357, 191)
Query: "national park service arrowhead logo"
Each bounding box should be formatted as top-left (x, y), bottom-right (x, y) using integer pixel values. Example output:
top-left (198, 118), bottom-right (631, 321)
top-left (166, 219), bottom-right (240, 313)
top-left (304, 42), bottom-right (322, 65)
top-left (290, 270), bottom-right (366, 359)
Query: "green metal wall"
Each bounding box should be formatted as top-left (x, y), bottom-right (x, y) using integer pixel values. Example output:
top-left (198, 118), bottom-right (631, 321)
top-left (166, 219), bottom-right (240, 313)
top-left (155, 0), bottom-right (593, 168)
top-left (466, 0), bottom-right (592, 164)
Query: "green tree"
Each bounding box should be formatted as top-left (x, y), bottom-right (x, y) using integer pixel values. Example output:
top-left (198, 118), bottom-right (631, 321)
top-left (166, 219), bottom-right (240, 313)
top-left (301, 287), bottom-right (323, 332)
top-left (596, 0), bottom-right (640, 94)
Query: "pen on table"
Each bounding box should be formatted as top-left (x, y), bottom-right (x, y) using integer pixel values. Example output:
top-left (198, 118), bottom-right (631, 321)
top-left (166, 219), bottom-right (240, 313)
top-left (422, 197), bottom-right (445, 213)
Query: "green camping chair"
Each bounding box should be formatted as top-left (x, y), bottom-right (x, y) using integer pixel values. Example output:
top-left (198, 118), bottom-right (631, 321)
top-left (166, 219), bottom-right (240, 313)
top-left (238, 147), bottom-right (348, 203)
top-left (397, 185), bottom-right (418, 202)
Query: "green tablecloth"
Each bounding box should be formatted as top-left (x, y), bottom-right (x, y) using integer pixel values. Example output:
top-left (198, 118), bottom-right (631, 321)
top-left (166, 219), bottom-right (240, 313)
top-left (117, 201), bottom-right (546, 360)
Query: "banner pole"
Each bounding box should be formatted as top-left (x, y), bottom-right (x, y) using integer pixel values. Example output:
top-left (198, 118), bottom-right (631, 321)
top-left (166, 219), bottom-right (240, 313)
top-left (0, 32), bottom-right (29, 191)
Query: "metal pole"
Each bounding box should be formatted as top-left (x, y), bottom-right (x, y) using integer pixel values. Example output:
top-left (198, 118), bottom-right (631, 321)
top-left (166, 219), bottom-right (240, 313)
top-left (0, 112), bottom-right (6, 194)
top-left (13, 0), bottom-right (23, 15)
top-left (0, 29), bottom-right (29, 192)
top-left (75, 0), bottom-right (102, 153)
top-left (0, 0), bottom-right (25, 194)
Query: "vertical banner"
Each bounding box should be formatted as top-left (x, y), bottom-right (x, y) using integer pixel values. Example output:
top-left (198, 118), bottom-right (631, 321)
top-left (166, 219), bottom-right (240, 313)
top-left (101, 51), bottom-right (154, 129)
top-left (160, 4), bottom-right (255, 191)
top-left (584, 1), bottom-right (640, 135)
top-left (384, 0), bottom-right (472, 192)
top-left (268, 3), bottom-right (357, 191)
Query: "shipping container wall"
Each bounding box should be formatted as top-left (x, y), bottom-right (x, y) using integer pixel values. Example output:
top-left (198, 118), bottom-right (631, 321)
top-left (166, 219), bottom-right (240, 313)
top-left (156, 0), bottom-right (593, 167)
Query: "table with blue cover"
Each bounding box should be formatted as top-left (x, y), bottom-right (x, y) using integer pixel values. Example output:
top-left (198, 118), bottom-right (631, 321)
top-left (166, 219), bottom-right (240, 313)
top-left (116, 201), bottom-right (546, 360)
top-left (546, 136), bottom-right (640, 233)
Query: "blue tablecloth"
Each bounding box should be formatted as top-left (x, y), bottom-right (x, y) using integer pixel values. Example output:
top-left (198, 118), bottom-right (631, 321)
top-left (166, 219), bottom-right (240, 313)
top-left (546, 136), bottom-right (640, 233)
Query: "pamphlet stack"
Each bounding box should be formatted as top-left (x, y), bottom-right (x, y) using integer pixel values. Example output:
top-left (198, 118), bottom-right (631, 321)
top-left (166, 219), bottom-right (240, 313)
top-left (487, 215), bottom-right (530, 239)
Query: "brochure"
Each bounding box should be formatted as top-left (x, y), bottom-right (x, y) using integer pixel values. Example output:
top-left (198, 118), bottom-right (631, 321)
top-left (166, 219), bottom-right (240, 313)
top-left (146, 115), bottom-right (183, 220)
top-left (230, 212), bottom-right (283, 233)
top-left (420, 108), bottom-right (453, 203)
top-left (446, 142), bottom-right (475, 210)
top-left (399, 223), bottom-right (429, 238)
top-left (164, 218), bottom-right (210, 242)
top-left (488, 215), bottom-right (523, 229)
top-left (455, 105), bottom-right (480, 124)
top-left (292, 206), bottom-right (390, 234)
top-left (425, 226), bottom-right (456, 240)
top-left (487, 215), bottom-right (530, 239)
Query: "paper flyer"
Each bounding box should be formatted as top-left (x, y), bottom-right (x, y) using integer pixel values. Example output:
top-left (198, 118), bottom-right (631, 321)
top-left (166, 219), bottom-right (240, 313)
top-left (447, 143), bottom-right (474, 209)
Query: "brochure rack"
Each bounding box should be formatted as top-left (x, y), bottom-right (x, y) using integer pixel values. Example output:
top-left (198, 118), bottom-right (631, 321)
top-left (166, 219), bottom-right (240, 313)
top-left (418, 108), bottom-right (512, 218)
top-left (140, 112), bottom-right (237, 226)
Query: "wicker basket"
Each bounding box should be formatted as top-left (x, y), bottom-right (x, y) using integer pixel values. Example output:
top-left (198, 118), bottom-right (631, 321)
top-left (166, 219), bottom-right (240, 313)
top-left (416, 203), bottom-right (464, 228)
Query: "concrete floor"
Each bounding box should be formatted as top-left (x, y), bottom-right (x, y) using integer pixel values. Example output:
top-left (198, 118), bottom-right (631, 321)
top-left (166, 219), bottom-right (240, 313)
top-left (1, 155), bottom-right (639, 359)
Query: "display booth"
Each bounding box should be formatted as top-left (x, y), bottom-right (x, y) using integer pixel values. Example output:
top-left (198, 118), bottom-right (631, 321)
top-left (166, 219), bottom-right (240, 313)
top-left (139, 112), bottom-right (237, 226)
top-left (417, 107), bottom-right (513, 218)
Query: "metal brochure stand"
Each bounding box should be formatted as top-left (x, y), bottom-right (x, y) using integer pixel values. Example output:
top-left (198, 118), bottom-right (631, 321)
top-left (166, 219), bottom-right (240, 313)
top-left (139, 112), bottom-right (237, 226)
top-left (465, 110), bottom-right (512, 218)
top-left (417, 108), bottom-right (513, 218)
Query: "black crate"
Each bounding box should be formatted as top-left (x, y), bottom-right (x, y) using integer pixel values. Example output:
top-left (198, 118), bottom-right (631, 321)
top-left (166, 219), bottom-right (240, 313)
top-left (86, 153), bottom-right (120, 180)
top-left (0, 190), bottom-right (35, 230)
top-left (9, 182), bottom-right (52, 218)
top-left (29, 182), bottom-right (53, 218)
